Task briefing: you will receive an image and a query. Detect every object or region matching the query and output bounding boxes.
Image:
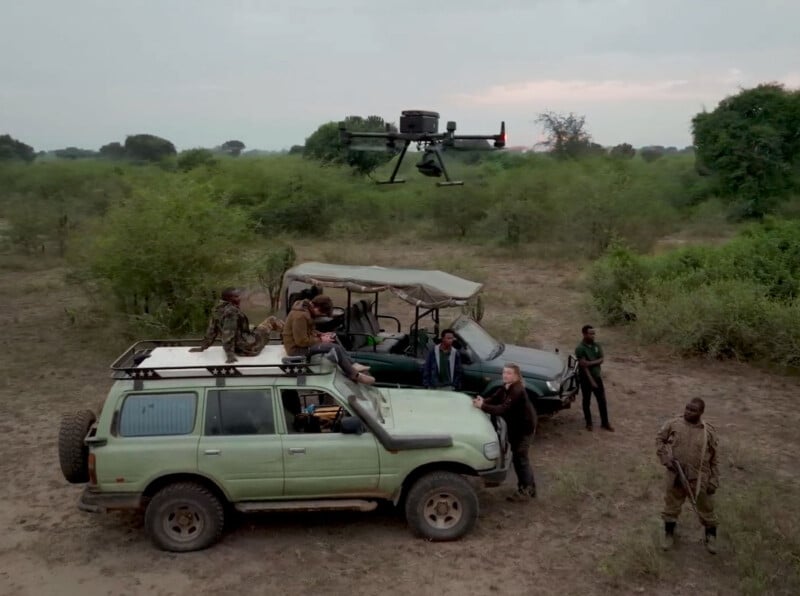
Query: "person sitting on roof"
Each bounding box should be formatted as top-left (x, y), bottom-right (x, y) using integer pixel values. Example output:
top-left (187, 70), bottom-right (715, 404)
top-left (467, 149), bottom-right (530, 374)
top-left (190, 287), bottom-right (283, 364)
top-left (282, 295), bottom-right (375, 385)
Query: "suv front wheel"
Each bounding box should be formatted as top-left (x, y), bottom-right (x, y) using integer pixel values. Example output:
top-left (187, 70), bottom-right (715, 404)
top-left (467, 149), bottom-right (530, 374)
top-left (144, 482), bottom-right (225, 552)
top-left (404, 471), bottom-right (479, 541)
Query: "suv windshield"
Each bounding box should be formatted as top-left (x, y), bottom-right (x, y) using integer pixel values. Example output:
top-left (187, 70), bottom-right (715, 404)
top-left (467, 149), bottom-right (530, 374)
top-left (453, 317), bottom-right (503, 361)
top-left (333, 371), bottom-right (385, 423)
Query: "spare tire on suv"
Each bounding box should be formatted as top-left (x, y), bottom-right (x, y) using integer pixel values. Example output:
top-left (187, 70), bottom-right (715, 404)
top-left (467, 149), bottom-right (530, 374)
top-left (59, 410), bottom-right (96, 484)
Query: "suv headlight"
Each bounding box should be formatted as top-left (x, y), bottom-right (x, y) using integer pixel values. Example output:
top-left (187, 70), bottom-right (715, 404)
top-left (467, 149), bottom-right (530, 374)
top-left (546, 379), bottom-right (561, 392)
top-left (483, 441), bottom-right (500, 460)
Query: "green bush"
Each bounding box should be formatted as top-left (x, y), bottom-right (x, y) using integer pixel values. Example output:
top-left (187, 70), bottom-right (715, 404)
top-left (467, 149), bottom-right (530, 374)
top-left (79, 180), bottom-right (254, 334)
top-left (590, 220), bottom-right (800, 366)
top-left (587, 243), bottom-right (649, 323)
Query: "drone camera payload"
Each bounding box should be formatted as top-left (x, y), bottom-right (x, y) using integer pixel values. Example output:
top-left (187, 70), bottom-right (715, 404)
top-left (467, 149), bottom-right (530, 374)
top-left (339, 109), bottom-right (506, 186)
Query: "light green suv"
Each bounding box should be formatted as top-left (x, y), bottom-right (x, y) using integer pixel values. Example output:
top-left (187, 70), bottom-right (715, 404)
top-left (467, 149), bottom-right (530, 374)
top-left (59, 340), bottom-right (510, 552)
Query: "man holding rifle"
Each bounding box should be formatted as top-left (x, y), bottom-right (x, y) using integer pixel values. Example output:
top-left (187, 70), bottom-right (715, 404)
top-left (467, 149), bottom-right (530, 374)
top-left (656, 398), bottom-right (720, 554)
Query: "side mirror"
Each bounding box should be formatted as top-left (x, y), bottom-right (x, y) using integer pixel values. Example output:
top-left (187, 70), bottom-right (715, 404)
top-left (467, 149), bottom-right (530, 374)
top-left (340, 417), bottom-right (364, 435)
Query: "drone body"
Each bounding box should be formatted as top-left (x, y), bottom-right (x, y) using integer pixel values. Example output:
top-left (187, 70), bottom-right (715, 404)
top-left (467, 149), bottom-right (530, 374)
top-left (339, 110), bottom-right (506, 186)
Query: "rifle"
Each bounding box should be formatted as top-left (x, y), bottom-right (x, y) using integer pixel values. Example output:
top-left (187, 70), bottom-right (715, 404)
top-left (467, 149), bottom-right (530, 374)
top-left (674, 460), bottom-right (701, 521)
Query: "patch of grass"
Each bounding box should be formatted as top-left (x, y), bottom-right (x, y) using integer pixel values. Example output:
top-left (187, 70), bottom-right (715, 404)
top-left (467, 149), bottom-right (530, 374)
top-left (549, 461), bottom-right (611, 505)
top-left (428, 256), bottom-right (488, 284)
top-left (718, 479), bottom-right (800, 596)
top-left (483, 313), bottom-right (536, 346)
top-left (0, 254), bottom-right (62, 272)
top-left (599, 522), bottom-right (668, 583)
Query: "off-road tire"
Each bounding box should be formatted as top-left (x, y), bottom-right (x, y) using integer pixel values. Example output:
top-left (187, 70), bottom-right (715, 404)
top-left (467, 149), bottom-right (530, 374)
top-left (404, 471), bottom-right (479, 541)
top-left (145, 482), bottom-right (225, 552)
top-left (58, 409), bottom-right (96, 484)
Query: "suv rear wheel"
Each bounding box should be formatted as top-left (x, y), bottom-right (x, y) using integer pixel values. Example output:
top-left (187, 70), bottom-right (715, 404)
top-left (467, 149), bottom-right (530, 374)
top-left (144, 482), bottom-right (225, 552)
top-left (404, 471), bottom-right (479, 541)
top-left (58, 409), bottom-right (96, 484)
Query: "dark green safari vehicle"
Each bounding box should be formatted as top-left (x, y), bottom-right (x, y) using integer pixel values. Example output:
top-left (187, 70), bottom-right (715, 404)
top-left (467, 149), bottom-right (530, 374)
top-left (282, 263), bottom-right (579, 416)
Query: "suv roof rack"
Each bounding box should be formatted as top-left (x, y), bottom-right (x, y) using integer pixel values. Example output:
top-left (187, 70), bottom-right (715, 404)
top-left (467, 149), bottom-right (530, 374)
top-left (110, 340), bottom-right (326, 380)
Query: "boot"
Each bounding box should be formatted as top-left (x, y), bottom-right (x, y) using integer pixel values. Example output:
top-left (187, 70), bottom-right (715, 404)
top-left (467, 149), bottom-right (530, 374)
top-left (506, 486), bottom-right (535, 502)
top-left (661, 521), bottom-right (676, 550)
top-left (355, 372), bottom-right (375, 385)
top-left (704, 527), bottom-right (717, 554)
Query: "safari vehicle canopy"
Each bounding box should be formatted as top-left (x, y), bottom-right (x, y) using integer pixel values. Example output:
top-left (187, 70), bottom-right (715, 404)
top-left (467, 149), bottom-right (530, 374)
top-left (282, 262), bottom-right (579, 415)
top-left (283, 262), bottom-right (483, 309)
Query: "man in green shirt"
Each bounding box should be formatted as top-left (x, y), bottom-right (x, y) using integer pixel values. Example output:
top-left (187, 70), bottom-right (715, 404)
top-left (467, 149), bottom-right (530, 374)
top-left (575, 324), bottom-right (614, 432)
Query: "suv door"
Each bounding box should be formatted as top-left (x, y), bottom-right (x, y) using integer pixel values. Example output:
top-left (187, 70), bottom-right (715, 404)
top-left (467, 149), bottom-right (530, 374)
top-left (278, 387), bottom-right (380, 497)
top-left (96, 390), bottom-right (201, 492)
top-left (197, 387), bottom-right (284, 501)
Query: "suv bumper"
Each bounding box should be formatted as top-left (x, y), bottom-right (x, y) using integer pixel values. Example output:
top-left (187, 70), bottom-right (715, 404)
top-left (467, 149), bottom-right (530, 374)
top-left (479, 444), bottom-right (512, 487)
top-left (78, 487), bottom-right (142, 513)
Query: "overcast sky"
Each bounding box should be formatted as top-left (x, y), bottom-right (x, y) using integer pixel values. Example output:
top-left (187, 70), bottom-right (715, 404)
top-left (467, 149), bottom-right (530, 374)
top-left (1, 0), bottom-right (798, 152)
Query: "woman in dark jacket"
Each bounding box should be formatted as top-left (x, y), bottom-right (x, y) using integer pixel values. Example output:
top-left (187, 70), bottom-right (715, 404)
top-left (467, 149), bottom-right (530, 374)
top-left (473, 363), bottom-right (537, 500)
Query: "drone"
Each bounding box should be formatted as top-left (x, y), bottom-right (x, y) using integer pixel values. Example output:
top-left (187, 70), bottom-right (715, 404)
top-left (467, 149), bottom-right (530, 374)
top-left (338, 110), bottom-right (506, 186)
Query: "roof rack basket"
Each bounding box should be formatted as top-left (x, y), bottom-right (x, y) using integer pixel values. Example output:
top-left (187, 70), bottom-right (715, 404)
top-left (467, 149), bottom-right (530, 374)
top-left (110, 339), bottom-right (323, 380)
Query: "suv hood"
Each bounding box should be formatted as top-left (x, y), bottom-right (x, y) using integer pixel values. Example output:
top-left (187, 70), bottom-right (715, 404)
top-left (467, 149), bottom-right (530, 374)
top-left (378, 389), bottom-right (496, 438)
top-left (489, 344), bottom-right (564, 380)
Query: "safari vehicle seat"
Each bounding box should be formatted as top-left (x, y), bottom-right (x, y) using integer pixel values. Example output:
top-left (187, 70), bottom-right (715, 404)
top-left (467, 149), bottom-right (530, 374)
top-left (348, 300), bottom-right (407, 354)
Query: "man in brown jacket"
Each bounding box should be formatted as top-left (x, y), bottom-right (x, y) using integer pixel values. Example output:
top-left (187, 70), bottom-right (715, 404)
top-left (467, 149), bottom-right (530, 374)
top-left (656, 397), bottom-right (719, 553)
top-left (282, 295), bottom-right (374, 384)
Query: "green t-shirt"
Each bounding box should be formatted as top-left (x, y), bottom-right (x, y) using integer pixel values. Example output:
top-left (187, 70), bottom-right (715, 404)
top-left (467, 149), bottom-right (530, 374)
top-left (438, 349), bottom-right (452, 385)
top-left (575, 341), bottom-right (603, 379)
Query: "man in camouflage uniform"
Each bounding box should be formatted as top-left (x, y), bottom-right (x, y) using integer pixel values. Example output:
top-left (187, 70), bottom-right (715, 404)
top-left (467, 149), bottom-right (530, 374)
top-left (656, 397), bottom-right (719, 554)
top-left (190, 287), bottom-right (283, 363)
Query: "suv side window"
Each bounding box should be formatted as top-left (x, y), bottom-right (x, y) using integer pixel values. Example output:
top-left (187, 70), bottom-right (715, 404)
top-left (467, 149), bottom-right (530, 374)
top-left (205, 389), bottom-right (275, 436)
top-left (281, 388), bottom-right (343, 434)
top-left (119, 392), bottom-right (197, 437)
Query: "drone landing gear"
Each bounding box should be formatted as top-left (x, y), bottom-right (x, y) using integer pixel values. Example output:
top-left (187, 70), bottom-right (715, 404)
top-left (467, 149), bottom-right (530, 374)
top-left (376, 140), bottom-right (409, 185)
top-left (418, 146), bottom-right (463, 186)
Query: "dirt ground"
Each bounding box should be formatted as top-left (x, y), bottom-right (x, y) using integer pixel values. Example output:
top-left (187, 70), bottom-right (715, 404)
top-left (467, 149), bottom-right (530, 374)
top-left (1, 240), bottom-right (798, 596)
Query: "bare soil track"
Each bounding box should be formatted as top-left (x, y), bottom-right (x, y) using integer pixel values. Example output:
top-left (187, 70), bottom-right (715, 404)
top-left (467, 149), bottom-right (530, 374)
top-left (1, 241), bottom-right (798, 596)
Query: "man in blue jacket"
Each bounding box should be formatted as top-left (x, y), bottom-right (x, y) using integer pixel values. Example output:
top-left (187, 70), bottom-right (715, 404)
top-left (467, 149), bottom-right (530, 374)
top-left (423, 329), bottom-right (463, 391)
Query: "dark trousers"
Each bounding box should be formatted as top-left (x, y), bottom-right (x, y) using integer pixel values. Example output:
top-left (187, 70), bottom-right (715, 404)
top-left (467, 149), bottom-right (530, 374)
top-left (308, 342), bottom-right (357, 379)
top-left (511, 434), bottom-right (535, 490)
top-left (580, 376), bottom-right (610, 427)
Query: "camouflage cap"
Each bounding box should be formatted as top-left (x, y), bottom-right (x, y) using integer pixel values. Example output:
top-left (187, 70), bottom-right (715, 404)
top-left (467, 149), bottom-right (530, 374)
top-left (311, 294), bottom-right (333, 316)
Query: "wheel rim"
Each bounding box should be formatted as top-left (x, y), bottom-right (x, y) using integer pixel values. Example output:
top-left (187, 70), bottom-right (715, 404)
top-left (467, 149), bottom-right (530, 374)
top-left (162, 503), bottom-right (205, 544)
top-left (422, 491), bottom-right (463, 530)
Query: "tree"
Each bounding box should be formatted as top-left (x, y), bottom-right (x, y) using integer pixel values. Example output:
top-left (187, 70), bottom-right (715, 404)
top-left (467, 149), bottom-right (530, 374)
top-left (288, 145), bottom-right (304, 155)
top-left (610, 143), bottom-right (636, 159)
top-left (535, 111), bottom-right (593, 158)
top-left (304, 115), bottom-right (397, 175)
top-left (251, 244), bottom-right (297, 312)
top-left (640, 146), bottom-right (665, 163)
top-left (85, 181), bottom-right (253, 333)
top-left (99, 142), bottom-right (126, 159)
top-left (692, 83), bottom-right (800, 215)
top-left (123, 134), bottom-right (176, 162)
top-left (54, 147), bottom-right (97, 160)
top-left (177, 148), bottom-right (217, 171)
top-left (0, 134), bottom-right (35, 162)
top-left (219, 140), bottom-right (245, 157)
